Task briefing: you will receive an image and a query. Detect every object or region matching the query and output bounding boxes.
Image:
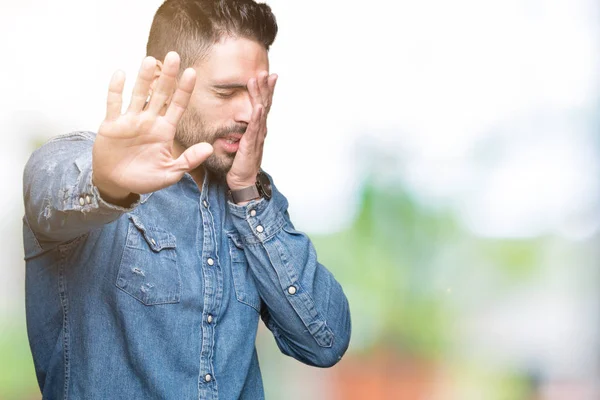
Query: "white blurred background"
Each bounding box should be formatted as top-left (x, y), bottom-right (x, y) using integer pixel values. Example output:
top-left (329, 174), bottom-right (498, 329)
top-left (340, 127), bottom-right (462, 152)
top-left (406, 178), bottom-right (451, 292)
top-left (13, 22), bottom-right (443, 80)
top-left (1, 0), bottom-right (599, 399)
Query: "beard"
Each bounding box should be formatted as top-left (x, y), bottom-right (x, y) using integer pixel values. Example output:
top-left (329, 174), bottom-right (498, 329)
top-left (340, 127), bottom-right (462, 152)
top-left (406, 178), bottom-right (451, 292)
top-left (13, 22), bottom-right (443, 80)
top-left (176, 107), bottom-right (246, 177)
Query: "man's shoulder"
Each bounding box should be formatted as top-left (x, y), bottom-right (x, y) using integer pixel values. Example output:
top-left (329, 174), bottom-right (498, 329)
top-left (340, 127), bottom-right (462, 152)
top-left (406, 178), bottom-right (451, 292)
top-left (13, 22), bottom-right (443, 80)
top-left (28, 131), bottom-right (97, 159)
top-left (25, 131), bottom-right (97, 170)
top-left (44, 130), bottom-right (97, 145)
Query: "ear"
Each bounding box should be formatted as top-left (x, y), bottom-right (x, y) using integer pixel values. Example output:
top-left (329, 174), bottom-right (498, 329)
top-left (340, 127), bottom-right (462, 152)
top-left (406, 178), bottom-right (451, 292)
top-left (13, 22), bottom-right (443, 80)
top-left (147, 59), bottom-right (175, 115)
top-left (148, 59), bottom-right (163, 97)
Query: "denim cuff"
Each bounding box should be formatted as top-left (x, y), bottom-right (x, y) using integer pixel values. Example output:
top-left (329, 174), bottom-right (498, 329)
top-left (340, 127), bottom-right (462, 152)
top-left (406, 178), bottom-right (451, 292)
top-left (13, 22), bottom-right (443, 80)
top-left (65, 155), bottom-right (141, 215)
top-left (227, 196), bottom-right (286, 245)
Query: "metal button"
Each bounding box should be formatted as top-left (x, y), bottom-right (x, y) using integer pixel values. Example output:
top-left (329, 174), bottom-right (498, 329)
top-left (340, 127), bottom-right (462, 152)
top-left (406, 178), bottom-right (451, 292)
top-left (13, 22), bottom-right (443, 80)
top-left (207, 314), bottom-right (213, 323)
top-left (256, 225), bottom-right (264, 233)
top-left (207, 258), bottom-right (214, 266)
top-left (85, 195), bottom-right (91, 204)
top-left (79, 197), bottom-right (85, 206)
top-left (205, 374), bottom-right (212, 382)
top-left (250, 209), bottom-right (257, 217)
top-left (203, 200), bottom-right (208, 208)
top-left (287, 286), bottom-right (297, 295)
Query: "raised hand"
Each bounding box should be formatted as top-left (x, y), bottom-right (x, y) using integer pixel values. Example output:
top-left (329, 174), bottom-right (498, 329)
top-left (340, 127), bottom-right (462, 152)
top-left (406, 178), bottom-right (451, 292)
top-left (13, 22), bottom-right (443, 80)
top-left (226, 70), bottom-right (277, 191)
top-left (92, 51), bottom-right (213, 202)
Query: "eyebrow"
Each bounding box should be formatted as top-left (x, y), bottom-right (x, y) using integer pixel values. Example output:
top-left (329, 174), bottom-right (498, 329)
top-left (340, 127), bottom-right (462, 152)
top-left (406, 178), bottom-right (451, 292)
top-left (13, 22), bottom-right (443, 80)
top-left (211, 83), bottom-right (247, 90)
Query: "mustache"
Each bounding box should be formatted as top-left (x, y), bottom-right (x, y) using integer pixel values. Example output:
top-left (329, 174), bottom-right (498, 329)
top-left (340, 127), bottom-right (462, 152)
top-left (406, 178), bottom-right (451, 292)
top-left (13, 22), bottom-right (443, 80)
top-left (214, 124), bottom-right (247, 139)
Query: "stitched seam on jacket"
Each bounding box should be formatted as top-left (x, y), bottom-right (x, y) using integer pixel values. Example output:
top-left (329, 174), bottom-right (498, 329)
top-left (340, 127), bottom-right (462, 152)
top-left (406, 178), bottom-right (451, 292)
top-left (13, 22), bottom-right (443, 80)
top-left (274, 237), bottom-right (334, 348)
top-left (58, 252), bottom-right (70, 399)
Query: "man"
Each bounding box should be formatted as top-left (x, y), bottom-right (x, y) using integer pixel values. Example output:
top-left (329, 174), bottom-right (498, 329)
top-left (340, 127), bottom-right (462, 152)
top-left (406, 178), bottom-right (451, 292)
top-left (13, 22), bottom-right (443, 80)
top-left (22, 0), bottom-right (351, 398)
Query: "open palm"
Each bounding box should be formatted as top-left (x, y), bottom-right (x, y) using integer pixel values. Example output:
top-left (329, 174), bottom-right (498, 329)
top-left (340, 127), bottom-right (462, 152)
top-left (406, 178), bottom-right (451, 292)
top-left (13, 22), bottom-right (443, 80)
top-left (92, 52), bottom-right (213, 200)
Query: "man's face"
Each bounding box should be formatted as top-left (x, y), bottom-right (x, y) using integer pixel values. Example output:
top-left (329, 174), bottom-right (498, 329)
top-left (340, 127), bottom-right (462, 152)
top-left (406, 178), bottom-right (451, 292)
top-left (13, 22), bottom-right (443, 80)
top-left (176, 36), bottom-right (269, 176)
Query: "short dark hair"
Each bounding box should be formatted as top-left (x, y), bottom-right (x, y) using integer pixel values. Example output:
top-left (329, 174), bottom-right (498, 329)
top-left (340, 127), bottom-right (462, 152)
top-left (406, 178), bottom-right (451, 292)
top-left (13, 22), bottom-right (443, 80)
top-left (146, 0), bottom-right (278, 70)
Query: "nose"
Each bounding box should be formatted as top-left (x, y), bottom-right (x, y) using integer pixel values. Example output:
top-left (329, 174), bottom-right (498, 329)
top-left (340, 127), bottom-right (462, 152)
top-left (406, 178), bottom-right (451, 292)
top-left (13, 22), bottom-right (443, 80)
top-left (233, 91), bottom-right (253, 125)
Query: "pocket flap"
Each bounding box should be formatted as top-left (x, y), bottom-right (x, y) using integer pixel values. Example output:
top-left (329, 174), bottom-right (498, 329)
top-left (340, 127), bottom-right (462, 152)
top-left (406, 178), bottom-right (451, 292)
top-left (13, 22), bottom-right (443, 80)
top-left (128, 214), bottom-right (176, 251)
top-left (226, 231), bottom-right (244, 249)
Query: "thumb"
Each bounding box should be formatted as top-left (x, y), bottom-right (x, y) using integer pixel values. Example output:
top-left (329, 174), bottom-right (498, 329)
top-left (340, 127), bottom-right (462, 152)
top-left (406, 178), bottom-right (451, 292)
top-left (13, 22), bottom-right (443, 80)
top-left (170, 142), bottom-right (214, 174)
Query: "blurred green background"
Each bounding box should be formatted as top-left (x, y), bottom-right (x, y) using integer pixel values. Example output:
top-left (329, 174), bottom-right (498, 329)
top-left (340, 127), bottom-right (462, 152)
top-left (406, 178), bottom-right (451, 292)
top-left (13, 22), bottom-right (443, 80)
top-left (1, 0), bottom-right (599, 399)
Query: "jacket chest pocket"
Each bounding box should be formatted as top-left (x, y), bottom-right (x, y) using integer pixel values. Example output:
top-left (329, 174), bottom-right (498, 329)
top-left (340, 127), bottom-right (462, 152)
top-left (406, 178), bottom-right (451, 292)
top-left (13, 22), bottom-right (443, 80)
top-left (227, 232), bottom-right (261, 313)
top-left (116, 214), bottom-right (181, 305)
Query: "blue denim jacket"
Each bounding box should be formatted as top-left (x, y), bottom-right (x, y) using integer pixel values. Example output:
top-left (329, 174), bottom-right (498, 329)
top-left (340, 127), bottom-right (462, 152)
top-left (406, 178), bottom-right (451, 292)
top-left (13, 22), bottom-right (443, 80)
top-left (22, 131), bottom-right (351, 399)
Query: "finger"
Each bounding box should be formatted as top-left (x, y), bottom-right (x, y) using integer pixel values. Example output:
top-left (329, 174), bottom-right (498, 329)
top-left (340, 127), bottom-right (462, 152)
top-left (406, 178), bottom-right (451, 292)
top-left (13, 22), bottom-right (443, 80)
top-left (170, 142), bottom-right (214, 173)
top-left (247, 78), bottom-right (262, 108)
top-left (257, 113), bottom-right (266, 164)
top-left (147, 51), bottom-right (180, 114)
top-left (106, 70), bottom-right (125, 121)
top-left (258, 104), bottom-right (267, 144)
top-left (163, 68), bottom-right (196, 127)
top-left (266, 74), bottom-right (278, 113)
top-left (242, 104), bottom-right (263, 151)
top-left (252, 106), bottom-right (266, 150)
top-left (127, 57), bottom-right (157, 113)
top-left (268, 74), bottom-right (277, 93)
top-left (257, 141), bottom-right (265, 166)
top-left (257, 71), bottom-right (269, 107)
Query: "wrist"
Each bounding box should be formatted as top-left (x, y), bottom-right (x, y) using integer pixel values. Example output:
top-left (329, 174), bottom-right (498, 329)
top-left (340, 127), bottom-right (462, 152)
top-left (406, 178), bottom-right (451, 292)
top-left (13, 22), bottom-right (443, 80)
top-left (92, 175), bottom-right (132, 203)
top-left (226, 179), bottom-right (256, 191)
top-left (227, 179), bottom-right (260, 204)
top-left (226, 168), bottom-right (261, 191)
top-left (228, 185), bottom-right (261, 204)
top-left (227, 183), bottom-right (255, 191)
top-left (227, 171), bottom-right (272, 204)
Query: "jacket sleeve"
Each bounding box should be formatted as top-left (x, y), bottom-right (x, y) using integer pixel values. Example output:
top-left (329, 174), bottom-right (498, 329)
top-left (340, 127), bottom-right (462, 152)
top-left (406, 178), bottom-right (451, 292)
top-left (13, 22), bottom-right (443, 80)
top-left (23, 131), bottom-right (140, 249)
top-left (227, 173), bottom-right (351, 367)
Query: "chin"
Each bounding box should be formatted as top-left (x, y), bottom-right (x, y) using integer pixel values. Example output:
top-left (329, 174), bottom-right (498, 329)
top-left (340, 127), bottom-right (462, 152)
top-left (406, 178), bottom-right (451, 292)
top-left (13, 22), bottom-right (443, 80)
top-left (203, 154), bottom-right (234, 178)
